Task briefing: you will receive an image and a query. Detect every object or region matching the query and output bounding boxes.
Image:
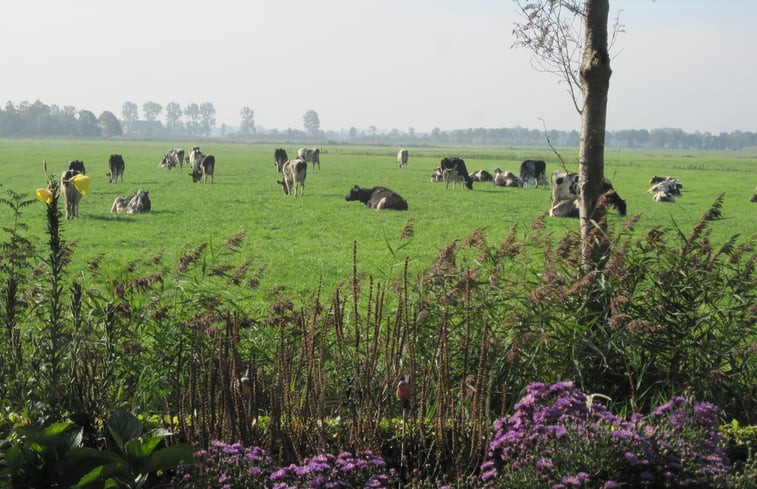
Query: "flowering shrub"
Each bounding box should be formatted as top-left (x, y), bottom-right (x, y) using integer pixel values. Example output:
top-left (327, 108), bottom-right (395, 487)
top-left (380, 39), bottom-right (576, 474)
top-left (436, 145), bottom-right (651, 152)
top-left (482, 381), bottom-right (731, 488)
top-left (172, 440), bottom-right (275, 489)
top-left (171, 441), bottom-right (395, 489)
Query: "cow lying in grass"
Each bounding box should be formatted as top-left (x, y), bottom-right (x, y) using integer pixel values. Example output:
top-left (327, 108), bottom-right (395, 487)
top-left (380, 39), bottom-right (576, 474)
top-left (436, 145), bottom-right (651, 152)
top-left (549, 170), bottom-right (627, 218)
top-left (110, 190), bottom-right (151, 214)
top-left (277, 159), bottom-right (307, 196)
top-left (345, 185), bottom-right (408, 210)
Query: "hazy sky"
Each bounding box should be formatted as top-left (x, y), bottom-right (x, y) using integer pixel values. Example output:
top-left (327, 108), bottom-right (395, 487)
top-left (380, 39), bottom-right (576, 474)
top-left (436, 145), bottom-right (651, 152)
top-left (3, 1), bottom-right (756, 134)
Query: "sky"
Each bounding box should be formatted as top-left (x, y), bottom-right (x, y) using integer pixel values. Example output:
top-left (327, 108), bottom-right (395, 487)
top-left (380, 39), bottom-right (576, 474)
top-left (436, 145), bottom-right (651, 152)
top-left (3, 0), bottom-right (756, 134)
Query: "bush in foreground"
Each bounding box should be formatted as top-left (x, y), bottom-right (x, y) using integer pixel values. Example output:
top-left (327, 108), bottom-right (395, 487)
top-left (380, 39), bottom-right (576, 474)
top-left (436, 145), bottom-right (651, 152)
top-left (481, 381), bottom-right (731, 488)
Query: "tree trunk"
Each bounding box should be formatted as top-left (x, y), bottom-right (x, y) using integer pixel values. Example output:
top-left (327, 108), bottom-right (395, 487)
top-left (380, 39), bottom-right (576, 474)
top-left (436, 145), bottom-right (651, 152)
top-left (577, 0), bottom-right (612, 271)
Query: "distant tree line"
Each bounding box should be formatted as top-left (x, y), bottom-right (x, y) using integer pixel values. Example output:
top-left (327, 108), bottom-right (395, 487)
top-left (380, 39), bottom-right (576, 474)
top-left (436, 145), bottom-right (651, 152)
top-left (1, 99), bottom-right (756, 150)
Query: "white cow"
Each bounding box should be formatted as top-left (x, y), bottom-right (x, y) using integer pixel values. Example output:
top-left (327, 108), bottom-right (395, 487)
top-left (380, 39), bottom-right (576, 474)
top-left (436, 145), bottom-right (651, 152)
top-left (297, 148), bottom-right (320, 170)
top-left (277, 159), bottom-right (307, 196)
top-left (397, 148), bottom-right (408, 168)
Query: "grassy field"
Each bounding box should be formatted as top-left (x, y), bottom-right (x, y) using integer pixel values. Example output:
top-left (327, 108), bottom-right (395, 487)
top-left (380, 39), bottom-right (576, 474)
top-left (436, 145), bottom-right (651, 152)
top-left (1, 138), bottom-right (755, 299)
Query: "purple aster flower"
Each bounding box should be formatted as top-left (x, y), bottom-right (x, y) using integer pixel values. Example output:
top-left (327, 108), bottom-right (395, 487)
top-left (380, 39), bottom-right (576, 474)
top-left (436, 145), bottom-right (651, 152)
top-left (602, 482), bottom-right (620, 489)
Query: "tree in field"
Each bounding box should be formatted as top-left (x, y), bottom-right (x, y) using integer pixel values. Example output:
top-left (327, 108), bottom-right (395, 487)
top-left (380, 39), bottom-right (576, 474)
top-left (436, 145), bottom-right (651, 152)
top-left (165, 102), bottom-right (183, 135)
top-left (239, 106), bottom-right (255, 137)
top-left (76, 110), bottom-right (101, 137)
top-left (199, 102), bottom-right (216, 137)
top-left (303, 109), bottom-right (320, 136)
top-left (513, 0), bottom-right (617, 269)
top-left (121, 101), bottom-right (138, 133)
top-left (142, 101), bottom-right (162, 121)
top-left (98, 111), bottom-right (122, 137)
top-left (184, 103), bottom-right (200, 136)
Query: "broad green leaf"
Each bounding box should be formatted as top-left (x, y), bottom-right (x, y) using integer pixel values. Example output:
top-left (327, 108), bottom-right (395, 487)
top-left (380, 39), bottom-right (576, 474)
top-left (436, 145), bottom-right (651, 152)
top-left (106, 409), bottom-right (143, 453)
top-left (140, 444), bottom-right (197, 473)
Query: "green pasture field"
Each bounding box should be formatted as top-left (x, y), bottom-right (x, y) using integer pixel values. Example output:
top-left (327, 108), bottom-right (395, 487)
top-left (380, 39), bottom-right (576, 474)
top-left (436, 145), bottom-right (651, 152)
top-left (1, 138), bottom-right (755, 300)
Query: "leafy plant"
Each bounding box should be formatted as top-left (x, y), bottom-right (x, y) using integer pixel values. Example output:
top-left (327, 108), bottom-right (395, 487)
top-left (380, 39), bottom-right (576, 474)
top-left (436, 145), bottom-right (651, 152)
top-left (69, 408), bottom-right (195, 489)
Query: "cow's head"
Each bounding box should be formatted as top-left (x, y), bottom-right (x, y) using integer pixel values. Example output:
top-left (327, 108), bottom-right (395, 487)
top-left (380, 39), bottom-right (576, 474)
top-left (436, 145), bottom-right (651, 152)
top-left (345, 185), bottom-right (362, 201)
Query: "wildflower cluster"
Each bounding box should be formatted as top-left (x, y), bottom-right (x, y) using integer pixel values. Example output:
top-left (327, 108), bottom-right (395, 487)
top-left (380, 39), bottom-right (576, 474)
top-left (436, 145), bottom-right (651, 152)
top-left (171, 441), bottom-right (395, 489)
top-left (172, 440), bottom-right (275, 489)
top-left (482, 381), bottom-right (730, 488)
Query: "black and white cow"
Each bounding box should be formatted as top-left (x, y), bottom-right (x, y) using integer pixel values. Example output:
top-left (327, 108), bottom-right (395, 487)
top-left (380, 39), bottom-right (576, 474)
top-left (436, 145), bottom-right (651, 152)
top-left (470, 169), bottom-right (494, 182)
top-left (431, 167), bottom-right (444, 182)
top-left (519, 160), bottom-right (547, 188)
top-left (110, 189), bottom-right (151, 214)
top-left (439, 157), bottom-right (473, 190)
top-left (550, 170), bottom-right (627, 217)
top-left (397, 148), bottom-right (408, 168)
top-left (274, 148), bottom-right (288, 170)
top-left (107, 154), bottom-right (125, 183)
top-left (190, 154), bottom-right (215, 183)
top-left (647, 177), bottom-right (682, 203)
top-left (61, 164), bottom-right (85, 219)
top-left (493, 169), bottom-right (519, 187)
top-left (297, 148), bottom-right (320, 170)
top-left (159, 148), bottom-right (184, 170)
top-left (751, 186), bottom-right (757, 203)
top-left (345, 185), bottom-right (408, 210)
top-left (188, 146), bottom-right (203, 172)
top-left (277, 158), bottom-right (307, 196)
top-left (67, 159), bottom-right (86, 175)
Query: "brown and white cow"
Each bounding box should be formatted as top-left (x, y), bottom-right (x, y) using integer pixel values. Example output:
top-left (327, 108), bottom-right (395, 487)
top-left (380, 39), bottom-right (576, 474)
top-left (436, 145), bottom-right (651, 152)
top-left (470, 169), bottom-right (494, 182)
top-left (493, 169), bottom-right (519, 187)
top-left (110, 189), bottom-right (151, 214)
top-left (345, 185), bottom-right (408, 210)
top-left (439, 157), bottom-right (473, 190)
top-left (297, 148), bottom-right (320, 170)
top-left (397, 148), bottom-right (408, 168)
top-left (277, 158), bottom-right (307, 196)
top-left (159, 148), bottom-right (185, 170)
top-left (107, 154), bottom-right (125, 183)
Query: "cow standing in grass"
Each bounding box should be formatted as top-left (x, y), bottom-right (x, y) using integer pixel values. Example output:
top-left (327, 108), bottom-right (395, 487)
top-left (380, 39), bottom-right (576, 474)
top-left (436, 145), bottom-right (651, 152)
top-left (108, 154), bottom-right (125, 183)
top-left (297, 147), bottom-right (320, 170)
top-left (397, 148), bottom-right (408, 168)
top-left (277, 159), bottom-right (307, 196)
top-left (61, 162), bottom-right (86, 219)
top-left (274, 148), bottom-right (288, 170)
top-left (439, 157), bottom-right (473, 190)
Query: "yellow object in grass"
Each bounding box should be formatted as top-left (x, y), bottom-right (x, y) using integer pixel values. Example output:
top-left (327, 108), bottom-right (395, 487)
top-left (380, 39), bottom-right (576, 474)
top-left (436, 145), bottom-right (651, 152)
top-left (36, 188), bottom-right (53, 204)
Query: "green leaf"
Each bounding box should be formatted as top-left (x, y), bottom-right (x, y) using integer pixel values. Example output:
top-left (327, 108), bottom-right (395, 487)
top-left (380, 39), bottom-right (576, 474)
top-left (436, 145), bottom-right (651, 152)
top-left (106, 408), bottom-right (143, 453)
top-left (140, 444), bottom-right (196, 473)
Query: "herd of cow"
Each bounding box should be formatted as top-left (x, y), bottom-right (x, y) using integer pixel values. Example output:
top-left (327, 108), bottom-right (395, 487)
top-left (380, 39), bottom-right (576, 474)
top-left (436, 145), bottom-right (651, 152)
top-left (54, 145), bottom-right (755, 221)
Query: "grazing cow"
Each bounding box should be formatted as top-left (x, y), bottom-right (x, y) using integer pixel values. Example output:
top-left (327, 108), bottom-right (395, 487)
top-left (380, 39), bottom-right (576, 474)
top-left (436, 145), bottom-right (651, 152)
top-left (470, 169), bottom-right (494, 182)
top-left (107, 154), bottom-right (125, 183)
top-left (431, 167), bottom-right (444, 182)
top-left (297, 147), bottom-right (320, 170)
top-left (188, 146), bottom-right (203, 172)
top-left (550, 170), bottom-right (627, 216)
top-left (190, 154), bottom-right (215, 183)
top-left (345, 185), bottom-right (408, 210)
top-left (274, 148), bottom-right (288, 170)
top-left (159, 148), bottom-right (185, 170)
top-left (60, 168), bottom-right (83, 219)
top-left (277, 158), bottom-right (307, 196)
top-left (519, 160), bottom-right (547, 188)
top-left (439, 157), bottom-right (473, 190)
top-left (110, 189), bottom-right (151, 214)
top-left (397, 148), bottom-right (409, 168)
top-left (493, 169), bottom-right (519, 187)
